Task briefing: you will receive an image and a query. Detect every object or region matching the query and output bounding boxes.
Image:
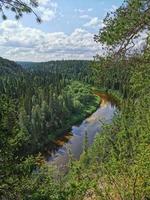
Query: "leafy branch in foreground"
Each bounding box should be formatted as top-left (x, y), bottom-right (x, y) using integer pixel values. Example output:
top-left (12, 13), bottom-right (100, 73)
top-left (0, 0), bottom-right (41, 22)
top-left (95, 0), bottom-right (150, 57)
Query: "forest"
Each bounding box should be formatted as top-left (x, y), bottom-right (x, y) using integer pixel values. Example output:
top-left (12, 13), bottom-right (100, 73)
top-left (0, 58), bottom-right (99, 155)
top-left (0, 0), bottom-right (150, 200)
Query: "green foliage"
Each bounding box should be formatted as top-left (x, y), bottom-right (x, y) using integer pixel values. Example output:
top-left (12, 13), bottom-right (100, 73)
top-left (95, 0), bottom-right (150, 55)
top-left (0, 95), bottom-right (36, 199)
top-left (0, 57), bottom-right (23, 75)
top-left (0, 0), bottom-right (41, 22)
top-left (0, 59), bottom-right (99, 155)
top-left (1, 0), bottom-right (150, 199)
top-left (0, 57), bottom-right (100, 199)
top-left (63, 54), bottom-right (150, 200)
top-left (60, 1), bottom-right (150, 199)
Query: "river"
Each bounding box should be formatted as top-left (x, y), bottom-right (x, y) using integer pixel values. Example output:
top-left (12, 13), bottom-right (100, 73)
top-left (45, 93), bottom-right (117, 171)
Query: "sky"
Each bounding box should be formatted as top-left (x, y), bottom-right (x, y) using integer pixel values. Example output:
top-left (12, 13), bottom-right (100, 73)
top-left (0, 0), bottom-right (123, 62)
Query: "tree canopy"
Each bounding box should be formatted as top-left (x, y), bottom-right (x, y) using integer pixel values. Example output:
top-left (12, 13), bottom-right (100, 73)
top-left (0, 0), bottom-right (41, 21)
top-left (0, 0), bottom-right (150, 199)
top-left (95, 0), bottom-right (150, 56)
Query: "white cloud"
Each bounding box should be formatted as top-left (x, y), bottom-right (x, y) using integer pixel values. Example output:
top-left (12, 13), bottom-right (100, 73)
top-left (74, 8), bottom-right (94, 14)
top-left (38, 0), bottom-right (50, 6)
top-left (24, 0), bottom-right (58, 22)
top-left (104, 5), bottom-right (118, 14)
top-left (0, 20), bottom-right (103, 61)
top-left (38, 7), bottom-right (56, 22)
top-left (84, 17), bottom-right (104, 28)
top-left (127, 31), bottom-right (149, 54)
top-left (87, 8), bottom-right (93, 12)
top-left (37, 0), bottom-right (58, 22)
top-left (80, 15), bottom-right (91, 19)
top-left (74, 8), bottom-right (85, 13)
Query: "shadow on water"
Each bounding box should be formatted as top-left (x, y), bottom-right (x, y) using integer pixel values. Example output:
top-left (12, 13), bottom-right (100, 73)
top-left (44, 92), bottom-right (118, 171)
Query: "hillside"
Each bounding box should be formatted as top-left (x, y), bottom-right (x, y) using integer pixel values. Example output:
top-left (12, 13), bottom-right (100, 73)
top-left (0, 0), bottom-right (150, 199)
top-left (18, 60), bottom-right (94, 83)
top-left (0, 57), bottom-right (23, 75)
top-left (0, 56), bottom-right (99, 156)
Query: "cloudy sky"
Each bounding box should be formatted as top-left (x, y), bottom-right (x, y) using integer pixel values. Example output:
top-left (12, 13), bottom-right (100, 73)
top-left (0, 0), bottom-right (123, 62)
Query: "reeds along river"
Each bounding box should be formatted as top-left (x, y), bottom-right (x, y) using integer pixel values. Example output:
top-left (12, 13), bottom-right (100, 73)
top-left (45, 92), bottom-right (117, 171)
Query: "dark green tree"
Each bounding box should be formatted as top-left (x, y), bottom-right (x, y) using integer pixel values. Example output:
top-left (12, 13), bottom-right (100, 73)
top-left (0, 0), bottom-right (41, 21)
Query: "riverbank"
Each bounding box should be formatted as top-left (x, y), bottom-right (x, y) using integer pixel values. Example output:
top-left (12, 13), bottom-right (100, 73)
top-left (45, 92), bottom-right (117, 169)
top-left (92, 87), bottom-right (123, 107)
top-left (53, 94), bottom-right (100, 136)
top-left (43, 94), bottom-right (100, 154)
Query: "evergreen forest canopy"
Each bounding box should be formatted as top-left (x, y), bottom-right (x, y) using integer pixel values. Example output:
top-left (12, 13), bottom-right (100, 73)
top-left (0, 58), bottom-right (98, 155)
top-left (0, 0), bottom-right (150, 199)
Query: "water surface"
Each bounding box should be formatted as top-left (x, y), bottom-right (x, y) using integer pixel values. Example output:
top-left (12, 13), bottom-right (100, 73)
top-left (46, 93), bottom-right (117, 171)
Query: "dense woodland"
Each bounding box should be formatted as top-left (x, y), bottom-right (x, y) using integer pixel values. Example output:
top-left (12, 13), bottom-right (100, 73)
top-left (0, 58), bottom-right (99, 155)
top-left (0, 0), bottom-right (150, 199)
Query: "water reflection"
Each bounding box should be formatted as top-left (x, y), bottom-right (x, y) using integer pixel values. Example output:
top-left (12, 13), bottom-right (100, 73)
top-left (45, 93), bottom-right (117, 170)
